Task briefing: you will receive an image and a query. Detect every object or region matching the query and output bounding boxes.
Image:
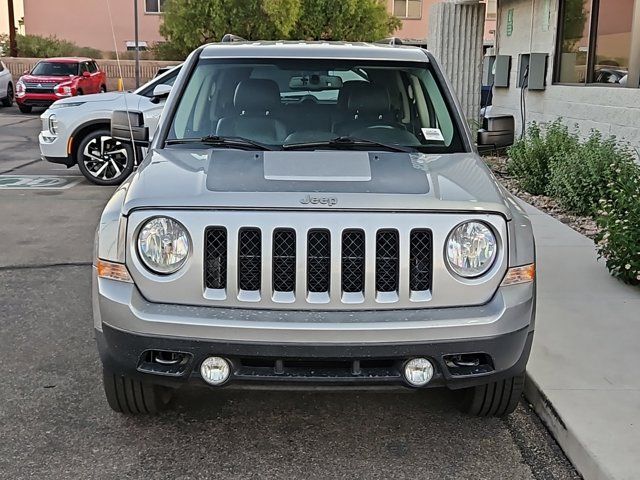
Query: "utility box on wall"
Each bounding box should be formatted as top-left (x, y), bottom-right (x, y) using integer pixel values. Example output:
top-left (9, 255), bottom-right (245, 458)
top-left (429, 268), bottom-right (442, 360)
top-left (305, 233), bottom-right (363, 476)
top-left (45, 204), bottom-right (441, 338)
top-left (483, 55), bottom-right (496, 86)
top-left (517, 53), bottom-right (548, 90)
top-left (493, 55), bottom-right (511, 88)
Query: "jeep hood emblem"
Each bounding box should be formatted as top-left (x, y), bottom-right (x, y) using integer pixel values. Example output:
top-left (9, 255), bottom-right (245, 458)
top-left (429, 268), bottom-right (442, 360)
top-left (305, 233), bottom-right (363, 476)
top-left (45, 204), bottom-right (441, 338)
top-left (300, 194), bottom-right (338, 206)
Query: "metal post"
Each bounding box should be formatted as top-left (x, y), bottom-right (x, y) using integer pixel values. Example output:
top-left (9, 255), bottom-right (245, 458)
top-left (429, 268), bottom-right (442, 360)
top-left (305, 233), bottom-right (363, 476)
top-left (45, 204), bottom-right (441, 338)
top-left (7, 0), bottom-right (18, 57)
top-left (134, 0), bottom-right (140, 88)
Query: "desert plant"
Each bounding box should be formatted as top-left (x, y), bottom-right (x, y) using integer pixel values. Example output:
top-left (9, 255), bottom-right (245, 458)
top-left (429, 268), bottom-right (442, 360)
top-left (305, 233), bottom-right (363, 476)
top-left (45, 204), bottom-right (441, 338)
top-left (595, 158), bottom-right (640, 285)
top-left (507, 120), bottom-right (579, 195)
top-left (548, 131), bottom-right (636, 216)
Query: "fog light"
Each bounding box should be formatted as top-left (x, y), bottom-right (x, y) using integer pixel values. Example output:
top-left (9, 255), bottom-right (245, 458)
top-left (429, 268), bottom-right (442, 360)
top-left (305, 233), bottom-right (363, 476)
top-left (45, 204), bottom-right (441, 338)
top-left (403, 358), bottom-right (434, 387)
top-left (200, 357), bottom-right (230, 386)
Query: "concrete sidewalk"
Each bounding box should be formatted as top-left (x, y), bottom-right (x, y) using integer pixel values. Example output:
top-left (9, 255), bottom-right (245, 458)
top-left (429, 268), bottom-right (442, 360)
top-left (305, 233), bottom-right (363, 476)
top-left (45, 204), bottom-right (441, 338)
top-left (522, 202), bottom-right (640, 480)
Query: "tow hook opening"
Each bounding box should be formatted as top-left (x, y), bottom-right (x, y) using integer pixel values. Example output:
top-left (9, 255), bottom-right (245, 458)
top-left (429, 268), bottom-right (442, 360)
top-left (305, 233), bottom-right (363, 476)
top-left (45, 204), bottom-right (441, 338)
top-left (137, 350), bottom-right (192, 376)
top-left (443, 353), bottom-right (494, 376)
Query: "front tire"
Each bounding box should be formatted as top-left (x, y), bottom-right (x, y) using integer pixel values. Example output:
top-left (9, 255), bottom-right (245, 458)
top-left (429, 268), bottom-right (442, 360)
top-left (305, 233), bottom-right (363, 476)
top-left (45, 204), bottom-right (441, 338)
top-left (18, 104), bottom-right (32, 113)
top-left (76, 129), bottom-right (135, 185)
top-left (2, 84), bottom-right (14, 107)
top-left (458, 373), bottom-right (525, 417)
top-left (102, 368), bottom-right (171, 415)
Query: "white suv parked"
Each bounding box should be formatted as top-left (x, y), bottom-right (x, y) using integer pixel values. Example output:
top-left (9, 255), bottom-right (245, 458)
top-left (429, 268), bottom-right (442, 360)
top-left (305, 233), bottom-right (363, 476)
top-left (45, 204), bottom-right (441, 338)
top-left (0, 60), bottom-right (14, 108)
top-left (39, 65), bottom-right (180, 185)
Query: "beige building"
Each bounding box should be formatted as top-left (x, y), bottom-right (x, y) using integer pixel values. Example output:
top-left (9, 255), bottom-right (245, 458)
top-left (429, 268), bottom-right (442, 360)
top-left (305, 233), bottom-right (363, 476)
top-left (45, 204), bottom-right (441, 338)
top-left (0, 0), bottom-right (24, 36)
top-left (490, 0), bottom-right (640, 149)
top-left (22, 0), bottom-right (164, 52)
top-left (389, 0), bottom-right (497, 45)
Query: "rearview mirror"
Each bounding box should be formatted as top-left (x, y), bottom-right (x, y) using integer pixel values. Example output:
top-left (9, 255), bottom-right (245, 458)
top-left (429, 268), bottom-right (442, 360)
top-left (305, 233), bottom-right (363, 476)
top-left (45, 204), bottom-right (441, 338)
top-left (111, 110), bottom-right (149, 147)
top-left (477, 115), bottom-right (515, 149)
top-left (150, 83), bottom-right (172, 104)
top-left (289, 74), bottom-right (343, 90)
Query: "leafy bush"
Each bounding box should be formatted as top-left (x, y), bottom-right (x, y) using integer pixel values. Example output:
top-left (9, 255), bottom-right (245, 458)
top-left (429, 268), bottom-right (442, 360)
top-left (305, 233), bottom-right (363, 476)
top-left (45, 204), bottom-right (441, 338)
top-left (507, 120), bottom-right (579, 195)
top-left (13, 34), bottom-right (103, 59)
top-left (548, 131), bottom-right (636, 216)
top-left (596, 159), bottom-right (640, 285)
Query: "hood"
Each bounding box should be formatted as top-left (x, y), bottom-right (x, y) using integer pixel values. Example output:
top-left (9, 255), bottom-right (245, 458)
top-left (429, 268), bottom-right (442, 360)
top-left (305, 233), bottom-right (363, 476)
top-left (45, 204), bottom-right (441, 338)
top-left (122, 149), bottom-right (513, 218)
top-left (54, 91), bottom-right (137, 105)
top-left (20, 74), bottom-right (75, 84)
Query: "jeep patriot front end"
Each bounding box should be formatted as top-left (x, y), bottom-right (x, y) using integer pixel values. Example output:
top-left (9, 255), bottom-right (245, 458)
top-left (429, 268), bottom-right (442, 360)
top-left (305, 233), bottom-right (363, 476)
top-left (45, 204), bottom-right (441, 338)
top-left (94, 41), bottom-right (535, 416)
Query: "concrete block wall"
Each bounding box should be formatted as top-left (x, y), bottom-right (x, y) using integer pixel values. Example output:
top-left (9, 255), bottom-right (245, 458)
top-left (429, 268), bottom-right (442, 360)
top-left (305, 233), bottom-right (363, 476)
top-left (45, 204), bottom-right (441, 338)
top-left (490, 0), bottom-right (640, 151)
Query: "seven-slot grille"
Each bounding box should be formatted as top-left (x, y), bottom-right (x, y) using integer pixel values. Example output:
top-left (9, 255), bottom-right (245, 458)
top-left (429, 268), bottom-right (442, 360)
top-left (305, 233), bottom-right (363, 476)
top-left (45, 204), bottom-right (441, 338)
top-left (204, 226), bottom-right (433, 305)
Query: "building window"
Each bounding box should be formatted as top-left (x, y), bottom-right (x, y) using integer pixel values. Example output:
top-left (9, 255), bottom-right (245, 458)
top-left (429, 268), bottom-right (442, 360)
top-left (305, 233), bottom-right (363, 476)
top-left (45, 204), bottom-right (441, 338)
top-left (145, 0), bottom-right (166, 14)
top-left (393, 0), bottom-right (422, 19)
top-left (555, 0), bottom-right (635, 85)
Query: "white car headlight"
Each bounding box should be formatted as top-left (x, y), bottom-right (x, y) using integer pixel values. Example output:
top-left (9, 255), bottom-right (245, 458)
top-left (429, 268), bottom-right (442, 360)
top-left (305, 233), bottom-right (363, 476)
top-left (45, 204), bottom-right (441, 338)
top-left (446, 221), bottom-right (497, 278)
top-left (137, 217), bottom-right (191, 274)
top-left (48, 114), bottom-right (58, 134)
top-left (49, 101), bottom-right (86, 110)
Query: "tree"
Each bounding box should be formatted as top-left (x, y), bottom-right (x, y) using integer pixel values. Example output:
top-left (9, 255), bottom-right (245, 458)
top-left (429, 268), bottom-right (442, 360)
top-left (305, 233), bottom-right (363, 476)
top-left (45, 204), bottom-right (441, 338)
top-left (159, 0), bottom-right (301, 58)
top-left (294, 0), bottom-right (401, 41)
top-left (158, 0), bottom-right (400, 59)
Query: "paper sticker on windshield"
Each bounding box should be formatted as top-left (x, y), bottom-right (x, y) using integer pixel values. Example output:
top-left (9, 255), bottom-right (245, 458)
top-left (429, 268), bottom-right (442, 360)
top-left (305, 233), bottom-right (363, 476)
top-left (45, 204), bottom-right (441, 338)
top-left (421, 128), bottom-right (445, 142)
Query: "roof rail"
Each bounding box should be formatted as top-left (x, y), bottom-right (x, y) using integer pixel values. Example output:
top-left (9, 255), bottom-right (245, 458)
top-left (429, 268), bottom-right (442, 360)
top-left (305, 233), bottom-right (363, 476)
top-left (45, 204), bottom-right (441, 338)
top-left (221, 34), bottom-right (247, 43)
top-left (375, 37), bottom-right (404, 46)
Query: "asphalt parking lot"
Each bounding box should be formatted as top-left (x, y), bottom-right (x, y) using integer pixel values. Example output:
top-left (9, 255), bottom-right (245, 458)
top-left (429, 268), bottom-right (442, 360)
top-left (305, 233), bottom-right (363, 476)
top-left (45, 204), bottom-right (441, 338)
top-left (0, 105), bottom-right (580, 479)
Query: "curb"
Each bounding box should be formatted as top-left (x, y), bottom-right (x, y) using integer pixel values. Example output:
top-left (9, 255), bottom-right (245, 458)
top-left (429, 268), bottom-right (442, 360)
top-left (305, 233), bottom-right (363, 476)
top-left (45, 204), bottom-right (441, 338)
top-left (524, 372), bottom-right (612, 480)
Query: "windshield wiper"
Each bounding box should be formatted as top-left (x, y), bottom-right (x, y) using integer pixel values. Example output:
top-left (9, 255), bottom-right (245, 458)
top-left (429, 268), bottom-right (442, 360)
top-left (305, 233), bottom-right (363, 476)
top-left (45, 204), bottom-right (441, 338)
top-left (165, 135), bottom-right (276, 151)
top-left (282, 136), bottom-right (415, 153)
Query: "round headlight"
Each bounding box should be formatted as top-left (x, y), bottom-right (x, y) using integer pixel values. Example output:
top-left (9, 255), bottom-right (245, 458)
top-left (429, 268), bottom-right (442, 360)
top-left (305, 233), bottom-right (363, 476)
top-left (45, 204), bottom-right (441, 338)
top-left (446, 221), bottom-right (497, 278)
top-left (137, 217), bottom-right (190, 274)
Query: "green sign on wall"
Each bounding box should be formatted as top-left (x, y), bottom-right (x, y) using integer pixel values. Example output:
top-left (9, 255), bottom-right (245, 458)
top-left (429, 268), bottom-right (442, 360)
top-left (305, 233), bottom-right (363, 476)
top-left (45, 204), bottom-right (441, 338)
top-left (507, 8), bottom-right (514, 36)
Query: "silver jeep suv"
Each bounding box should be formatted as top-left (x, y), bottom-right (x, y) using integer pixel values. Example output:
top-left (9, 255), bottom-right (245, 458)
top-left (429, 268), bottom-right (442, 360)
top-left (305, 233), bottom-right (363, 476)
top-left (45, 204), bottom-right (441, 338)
top-left (94, 41), bottom-right (535, 417)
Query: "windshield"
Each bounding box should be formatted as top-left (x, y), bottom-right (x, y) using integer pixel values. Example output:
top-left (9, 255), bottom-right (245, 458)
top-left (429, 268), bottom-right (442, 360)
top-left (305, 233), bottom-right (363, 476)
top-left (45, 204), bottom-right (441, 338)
top-left (167, 58), bottom-right (465, 153)
top-left (31, 61), bottom-right (79, 76)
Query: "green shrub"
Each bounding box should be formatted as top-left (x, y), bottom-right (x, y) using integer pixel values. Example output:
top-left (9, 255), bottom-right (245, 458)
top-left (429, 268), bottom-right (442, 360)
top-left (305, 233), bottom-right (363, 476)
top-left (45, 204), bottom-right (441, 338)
top-left (548, 131), bottom-right (636, 216)
top-left (507, 120), bottom-right (579, 195)
top-left (596, 158), bottom-right (640, 285)
top-left (14, 34), bottom-right (102, 59)
top-left (75, 46), bottom-right (103, 59)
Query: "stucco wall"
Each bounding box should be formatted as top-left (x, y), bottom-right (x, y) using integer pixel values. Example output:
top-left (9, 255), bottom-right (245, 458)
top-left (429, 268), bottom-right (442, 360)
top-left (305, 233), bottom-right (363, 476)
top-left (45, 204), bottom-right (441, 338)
top-left (491, 0), bottom-right (640, 150)
top-left (22, 0), bottom-right (163, 52)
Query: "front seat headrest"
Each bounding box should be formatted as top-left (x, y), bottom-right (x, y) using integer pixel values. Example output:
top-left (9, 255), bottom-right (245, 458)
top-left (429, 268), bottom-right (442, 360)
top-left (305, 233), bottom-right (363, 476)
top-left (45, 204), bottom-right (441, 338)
top-left (347, 85), bottom-right (391, 116)
top-left (234, 79), bottom-right (281, 114)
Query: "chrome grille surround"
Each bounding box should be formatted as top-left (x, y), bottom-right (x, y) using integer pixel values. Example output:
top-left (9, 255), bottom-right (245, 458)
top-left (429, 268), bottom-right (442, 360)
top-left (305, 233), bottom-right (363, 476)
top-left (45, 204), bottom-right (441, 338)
top-left (126, 210), bottom-right (508, 311)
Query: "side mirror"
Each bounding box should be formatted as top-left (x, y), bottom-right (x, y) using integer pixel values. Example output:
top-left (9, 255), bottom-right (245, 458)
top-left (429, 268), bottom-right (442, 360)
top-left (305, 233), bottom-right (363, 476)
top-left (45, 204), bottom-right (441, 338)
top-left (111, 110), bottom-right (149, 147)
top-left (477, 115), bottom-right (515, 149)
top-left (150, 83), bottom-right (172, 104)
top-left (82, 71), bottom-right (91, 78)
top-left (23, 69), bottom-right (29, 75)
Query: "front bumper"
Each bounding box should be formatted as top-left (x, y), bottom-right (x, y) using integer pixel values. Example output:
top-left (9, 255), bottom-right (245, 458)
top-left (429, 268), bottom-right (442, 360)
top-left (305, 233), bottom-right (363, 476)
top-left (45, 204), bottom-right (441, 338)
top-left (17, 93), bottom-right (58, 107)
top-left (95, 274), bottom-right (535, 390)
